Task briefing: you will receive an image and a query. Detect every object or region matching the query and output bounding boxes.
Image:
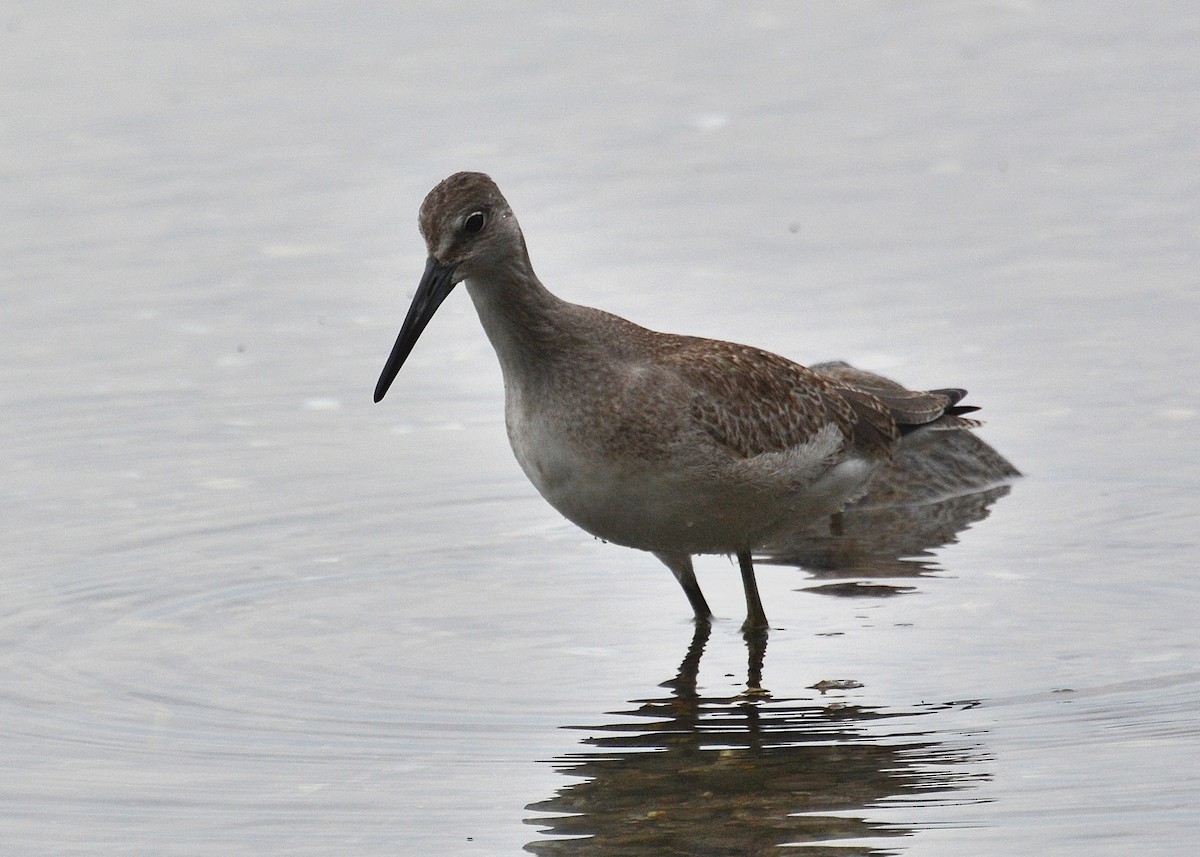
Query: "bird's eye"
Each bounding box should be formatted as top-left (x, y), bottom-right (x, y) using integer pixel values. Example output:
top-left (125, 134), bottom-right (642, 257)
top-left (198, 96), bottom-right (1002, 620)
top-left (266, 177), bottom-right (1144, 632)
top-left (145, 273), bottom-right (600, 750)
top-left (463, 211), bottom-right (486, 235)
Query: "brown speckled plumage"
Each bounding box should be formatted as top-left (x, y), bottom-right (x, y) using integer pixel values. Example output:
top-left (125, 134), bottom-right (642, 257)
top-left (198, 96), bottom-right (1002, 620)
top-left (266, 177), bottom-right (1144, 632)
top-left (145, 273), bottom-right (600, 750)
top-left (374, 171), bottom-right (1013, 630)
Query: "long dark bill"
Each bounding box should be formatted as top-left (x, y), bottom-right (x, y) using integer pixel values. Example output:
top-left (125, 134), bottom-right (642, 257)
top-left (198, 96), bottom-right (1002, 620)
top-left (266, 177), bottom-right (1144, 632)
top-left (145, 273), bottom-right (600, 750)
top-left (373, 257), bottom-right (458, 403)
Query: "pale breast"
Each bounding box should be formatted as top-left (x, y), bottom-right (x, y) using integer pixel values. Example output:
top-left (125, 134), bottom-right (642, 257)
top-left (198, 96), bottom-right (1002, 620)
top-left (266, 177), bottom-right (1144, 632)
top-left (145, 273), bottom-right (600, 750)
top-left (504, 379), bottom-right (876, 554)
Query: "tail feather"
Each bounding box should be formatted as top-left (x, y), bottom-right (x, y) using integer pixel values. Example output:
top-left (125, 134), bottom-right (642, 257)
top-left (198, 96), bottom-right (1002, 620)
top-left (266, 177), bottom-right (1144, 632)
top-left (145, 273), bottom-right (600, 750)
top-left (812, 361), bottom-right (984, 436)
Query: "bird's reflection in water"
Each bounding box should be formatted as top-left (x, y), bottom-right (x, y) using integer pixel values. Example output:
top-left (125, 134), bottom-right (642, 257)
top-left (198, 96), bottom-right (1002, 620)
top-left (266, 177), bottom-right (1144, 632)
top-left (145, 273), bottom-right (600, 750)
top-left (761, 424), bottom-right (1020, 597)
top-left (526, 430), bottom-right (1013, 854)
top-left (525, 624), bottom-right (985, 855)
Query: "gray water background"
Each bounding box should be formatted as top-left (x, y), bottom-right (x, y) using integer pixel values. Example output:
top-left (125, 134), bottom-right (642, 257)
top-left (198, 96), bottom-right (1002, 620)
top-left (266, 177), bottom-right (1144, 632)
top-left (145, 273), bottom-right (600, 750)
top-left (3, 3), bottom-right (1198, 854)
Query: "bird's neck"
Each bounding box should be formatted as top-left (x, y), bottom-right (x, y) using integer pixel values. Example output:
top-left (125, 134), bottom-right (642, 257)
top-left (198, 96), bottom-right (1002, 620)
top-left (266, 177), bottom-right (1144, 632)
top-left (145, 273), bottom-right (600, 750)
top-left (463, 252), bottom-right (577, 379)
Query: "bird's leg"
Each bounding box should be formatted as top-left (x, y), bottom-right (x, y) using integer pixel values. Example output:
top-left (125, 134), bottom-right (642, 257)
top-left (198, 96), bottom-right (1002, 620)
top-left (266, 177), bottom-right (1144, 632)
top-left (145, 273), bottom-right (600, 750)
top-left (660, 620), bottom-right (711, 693)
top-left (742, 623), bottom-right (769, 696)
top-left (654, 551), bottom-right (713, 623)
top-left (737, 550), bottom-right (768, 632)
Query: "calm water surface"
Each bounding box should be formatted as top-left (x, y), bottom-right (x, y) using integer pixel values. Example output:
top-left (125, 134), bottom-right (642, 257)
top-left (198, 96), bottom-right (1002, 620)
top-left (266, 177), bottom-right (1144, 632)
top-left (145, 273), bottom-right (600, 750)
top-left (3, 3), bottom-right (1198, 855)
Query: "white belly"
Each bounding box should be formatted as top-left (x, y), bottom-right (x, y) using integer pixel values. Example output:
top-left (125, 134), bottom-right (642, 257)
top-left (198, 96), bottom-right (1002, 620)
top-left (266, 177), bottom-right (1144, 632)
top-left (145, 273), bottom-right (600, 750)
top-left (506, 396), bottom-right (874, 555)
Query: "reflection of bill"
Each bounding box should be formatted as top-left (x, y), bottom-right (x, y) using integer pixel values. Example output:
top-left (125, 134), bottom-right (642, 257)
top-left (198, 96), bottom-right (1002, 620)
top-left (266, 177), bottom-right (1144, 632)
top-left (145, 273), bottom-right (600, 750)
top-left (526, 623), bottom-right (987, 855)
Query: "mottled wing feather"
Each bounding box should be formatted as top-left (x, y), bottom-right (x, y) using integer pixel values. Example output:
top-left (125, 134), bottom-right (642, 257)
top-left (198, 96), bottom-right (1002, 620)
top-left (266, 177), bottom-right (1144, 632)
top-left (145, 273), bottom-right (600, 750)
top-left (660, 339), bottom-right (878, 459)
top-left (812, 361), bottom-right (982, 433)
top-left (831, 385), bottom-right (904, 451)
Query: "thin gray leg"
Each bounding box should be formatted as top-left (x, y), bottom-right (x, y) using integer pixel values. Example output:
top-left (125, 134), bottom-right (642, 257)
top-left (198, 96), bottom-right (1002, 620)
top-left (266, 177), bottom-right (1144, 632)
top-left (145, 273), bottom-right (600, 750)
top-left (654, 551), bottom-right (713, 623)
top-left (738, 550), bottom-right (768, 632)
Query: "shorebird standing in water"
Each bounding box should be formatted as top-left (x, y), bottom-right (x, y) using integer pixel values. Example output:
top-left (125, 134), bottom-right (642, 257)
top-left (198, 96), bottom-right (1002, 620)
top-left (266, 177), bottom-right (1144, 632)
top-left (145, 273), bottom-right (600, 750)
top-left (374, 172), bottom-right (984, 631)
